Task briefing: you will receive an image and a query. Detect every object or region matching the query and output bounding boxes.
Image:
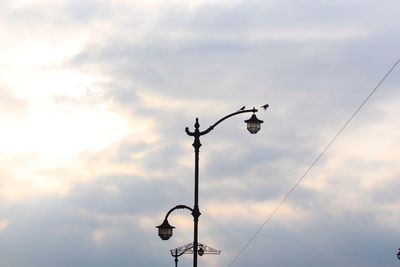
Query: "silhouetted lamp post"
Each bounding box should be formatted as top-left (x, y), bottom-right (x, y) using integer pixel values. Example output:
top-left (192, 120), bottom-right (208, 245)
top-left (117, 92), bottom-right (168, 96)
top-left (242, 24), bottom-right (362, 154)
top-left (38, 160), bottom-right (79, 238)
top-left (397, 248), bottom-right (400, 261)
top-left (157, 106), bottom-right (267, 267)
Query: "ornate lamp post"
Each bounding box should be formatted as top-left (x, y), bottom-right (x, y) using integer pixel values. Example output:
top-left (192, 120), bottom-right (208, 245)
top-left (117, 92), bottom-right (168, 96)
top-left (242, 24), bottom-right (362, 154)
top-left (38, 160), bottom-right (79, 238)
top-left (156, 106), bottom-right (267, 267)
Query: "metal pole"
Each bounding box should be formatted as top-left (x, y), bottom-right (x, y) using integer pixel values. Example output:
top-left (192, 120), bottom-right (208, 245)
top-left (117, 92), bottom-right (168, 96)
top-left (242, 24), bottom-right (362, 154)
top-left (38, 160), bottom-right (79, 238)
top-left (174, 249), bottom-right (178, 267)
top-left (192, 118), bottom-right (202, 267)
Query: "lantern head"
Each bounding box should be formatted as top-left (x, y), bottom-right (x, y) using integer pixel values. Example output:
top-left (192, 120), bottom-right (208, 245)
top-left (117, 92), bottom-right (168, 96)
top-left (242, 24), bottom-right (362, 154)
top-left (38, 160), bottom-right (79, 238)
top-left (198, 246), bottom-right (205, 256)
top-left (245, 113), bottom-right (263, 134)
top-left (156, 219), bottom-right (175, 240)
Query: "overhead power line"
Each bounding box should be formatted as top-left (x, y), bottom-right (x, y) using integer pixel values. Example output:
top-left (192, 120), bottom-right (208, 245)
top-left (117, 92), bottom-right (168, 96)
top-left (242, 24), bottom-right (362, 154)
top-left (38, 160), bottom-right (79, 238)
top-left (228, 57), bottom-right (400, 267)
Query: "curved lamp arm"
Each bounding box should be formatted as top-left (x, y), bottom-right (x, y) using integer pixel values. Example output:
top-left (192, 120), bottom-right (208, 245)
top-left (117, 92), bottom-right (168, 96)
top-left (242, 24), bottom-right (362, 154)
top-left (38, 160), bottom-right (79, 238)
top-left (164, 205), bottom-right (194, 221)
top-left (185, 107), bottom-right (258, 137)
top-left (157, 205), bottom-right (195, 241)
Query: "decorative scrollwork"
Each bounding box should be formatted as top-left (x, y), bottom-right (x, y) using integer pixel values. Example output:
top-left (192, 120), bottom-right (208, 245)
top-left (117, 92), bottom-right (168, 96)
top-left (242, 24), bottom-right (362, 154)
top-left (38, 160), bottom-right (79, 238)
top-left (170, 242), bottom-right (221, 257)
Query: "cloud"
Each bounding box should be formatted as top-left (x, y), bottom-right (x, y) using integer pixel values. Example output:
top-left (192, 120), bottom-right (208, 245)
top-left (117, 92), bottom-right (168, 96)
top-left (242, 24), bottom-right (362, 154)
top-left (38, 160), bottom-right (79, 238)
top-left (0, 90), bottom-right (30, 118)
top-left (0, 219), bottom-right (9, 231)
top-left (1, 0), bottom-right (400, 266)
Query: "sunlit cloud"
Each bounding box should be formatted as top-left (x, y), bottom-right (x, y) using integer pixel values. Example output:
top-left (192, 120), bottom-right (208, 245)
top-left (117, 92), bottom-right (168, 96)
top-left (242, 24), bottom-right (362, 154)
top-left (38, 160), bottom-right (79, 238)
top-left (0, 220), bottom-right (10, 231)
top-left (302, 96), bottom-right (400, 195)
top-left (204, 199), bottom-right (312, 226)
top-left (0, 0), bottom-right (399, 266)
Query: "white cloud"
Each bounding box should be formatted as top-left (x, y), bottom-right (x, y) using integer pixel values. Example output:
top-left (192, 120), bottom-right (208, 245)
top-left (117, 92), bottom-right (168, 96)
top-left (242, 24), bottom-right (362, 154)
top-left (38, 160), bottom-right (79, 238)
top-left (0, 0), bottom-right (399, 266)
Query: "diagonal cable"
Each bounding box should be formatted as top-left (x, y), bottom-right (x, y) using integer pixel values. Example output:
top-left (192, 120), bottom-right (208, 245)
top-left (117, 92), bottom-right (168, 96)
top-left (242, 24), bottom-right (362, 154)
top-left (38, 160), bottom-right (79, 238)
top-left (228, 57), bottom-right (400, 267)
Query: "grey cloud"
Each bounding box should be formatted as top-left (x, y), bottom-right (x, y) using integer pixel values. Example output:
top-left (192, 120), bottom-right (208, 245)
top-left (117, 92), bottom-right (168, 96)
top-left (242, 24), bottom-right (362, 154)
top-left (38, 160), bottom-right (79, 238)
top-left (1, 0), bottom-right (112, 25)
top-left (190, 195), bottom-right (399, 267)
top-left (64, 0), bottom-right (112, 23)
top-left (69, 17), bottom-right (400, 126)
top-left (2, 0), bottom-right (400, 266)
top-left (0, 175), bottom-right (188, 267)
top-left (225, 215), bottom-right (398, 267)
top-left (0, 211), bottom-right (163, 267)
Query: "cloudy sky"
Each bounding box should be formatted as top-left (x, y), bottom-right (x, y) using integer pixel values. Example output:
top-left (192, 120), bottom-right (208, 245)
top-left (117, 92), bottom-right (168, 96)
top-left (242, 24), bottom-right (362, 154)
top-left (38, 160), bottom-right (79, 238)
top-left (1, 0), bottom-right (399, 266)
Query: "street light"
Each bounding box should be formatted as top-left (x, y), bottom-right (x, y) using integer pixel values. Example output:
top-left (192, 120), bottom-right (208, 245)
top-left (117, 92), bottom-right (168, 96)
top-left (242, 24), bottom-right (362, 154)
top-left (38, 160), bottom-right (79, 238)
top-left (198, 246), bottom-right (204, 256)
top-left (245, 113), bottom-right (263, 134)
top-left (397, 248), bottom-right (400, 261)
top-left (157, 106), bottom-right (267, 267)
top-left (156, 219), bottom-right (175, 240)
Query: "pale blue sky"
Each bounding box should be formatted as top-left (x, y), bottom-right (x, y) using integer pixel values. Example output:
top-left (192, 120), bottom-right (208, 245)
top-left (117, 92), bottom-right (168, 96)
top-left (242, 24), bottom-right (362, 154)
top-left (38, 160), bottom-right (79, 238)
top-left (0, 1), bottom-right (399, 266)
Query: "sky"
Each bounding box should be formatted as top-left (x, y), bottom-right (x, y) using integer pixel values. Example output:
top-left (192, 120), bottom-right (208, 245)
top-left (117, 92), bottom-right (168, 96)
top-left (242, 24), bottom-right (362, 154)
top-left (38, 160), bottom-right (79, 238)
top-left (0, 0), bottom-right (399, 266)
